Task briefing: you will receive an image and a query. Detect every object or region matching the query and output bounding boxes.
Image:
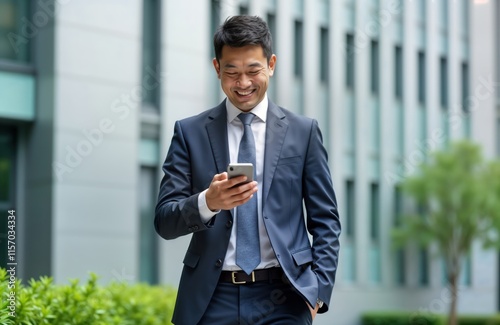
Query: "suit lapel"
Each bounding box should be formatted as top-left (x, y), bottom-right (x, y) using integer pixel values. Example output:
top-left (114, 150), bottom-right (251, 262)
top-left (206, 100), bottom-right (230, 175)
top-left (263, 101), bottom-right (288, 206)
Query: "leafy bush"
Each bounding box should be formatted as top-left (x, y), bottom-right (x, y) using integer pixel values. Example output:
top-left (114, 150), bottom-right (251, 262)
top-left (362, 312), bottom-right (500, 325)
top-left (361, 312), bottom-right (446, 325)
top-left (0, 268), bottom-right (176, 325)
top-left (457, 315), bottom-right (500, 325)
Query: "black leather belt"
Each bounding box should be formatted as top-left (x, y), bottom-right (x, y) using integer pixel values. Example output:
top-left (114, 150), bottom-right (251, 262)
top-left (219, 267), bottom-right (284, 284)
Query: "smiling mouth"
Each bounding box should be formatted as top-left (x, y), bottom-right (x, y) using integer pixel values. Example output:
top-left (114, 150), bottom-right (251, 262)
top-left (235, 89), bottom-right (256, 97)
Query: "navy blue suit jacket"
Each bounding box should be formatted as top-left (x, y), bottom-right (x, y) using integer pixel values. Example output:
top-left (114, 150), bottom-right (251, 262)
top-left (155, 100), bottom-right (341, 325)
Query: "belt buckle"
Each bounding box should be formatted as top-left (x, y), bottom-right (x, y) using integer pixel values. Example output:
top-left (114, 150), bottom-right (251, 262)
top-left (231, 271), bottom-right (255, 284)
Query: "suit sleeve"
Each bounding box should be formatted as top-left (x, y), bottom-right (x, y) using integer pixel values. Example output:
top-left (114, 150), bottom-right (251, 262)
top-left (155, 121), bottom-right (215, 240)
top-left (303, 119), bottom-right (341, 313)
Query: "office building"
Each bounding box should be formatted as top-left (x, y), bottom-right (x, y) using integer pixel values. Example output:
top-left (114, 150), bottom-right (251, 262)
top-left (0, 0), bottom-right (498, 324)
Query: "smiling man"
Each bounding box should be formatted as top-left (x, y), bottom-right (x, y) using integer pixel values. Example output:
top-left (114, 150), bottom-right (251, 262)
top-left (155, 15), bottom-right (341, 325)
top-left (214, 44), bottom-right (275, 112)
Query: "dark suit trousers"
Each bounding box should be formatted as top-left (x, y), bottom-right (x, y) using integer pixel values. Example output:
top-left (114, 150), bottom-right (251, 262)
top-left (197, 278), bottom-right (312, 325)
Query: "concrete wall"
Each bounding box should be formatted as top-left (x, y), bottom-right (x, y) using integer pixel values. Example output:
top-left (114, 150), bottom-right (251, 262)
top-left (50, 0), bottom-right (142, 282)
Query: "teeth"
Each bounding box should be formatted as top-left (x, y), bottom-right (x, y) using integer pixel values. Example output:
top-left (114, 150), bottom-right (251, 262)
top-left (237, 90), bottom-right (253, 96)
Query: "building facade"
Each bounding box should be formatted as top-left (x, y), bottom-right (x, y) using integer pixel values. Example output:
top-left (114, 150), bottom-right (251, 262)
top-left (0, 0), bottom-right (498, 324)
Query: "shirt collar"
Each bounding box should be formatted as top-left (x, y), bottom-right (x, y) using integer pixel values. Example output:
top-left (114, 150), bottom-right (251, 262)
top-left (226, 93), bottom-right (268, 124)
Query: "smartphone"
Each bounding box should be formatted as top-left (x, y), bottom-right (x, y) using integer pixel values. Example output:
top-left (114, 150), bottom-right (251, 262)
top-left (227, 163), bottom-right (254, 183)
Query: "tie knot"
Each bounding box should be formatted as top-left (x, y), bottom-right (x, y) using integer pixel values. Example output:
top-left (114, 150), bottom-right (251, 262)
top-left (238, 113), bottom-right (255, 126)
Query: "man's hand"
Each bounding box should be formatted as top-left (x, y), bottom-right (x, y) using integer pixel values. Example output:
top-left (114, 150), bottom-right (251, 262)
top-left (206, 172), bottom-right (258, 211)
top-left (308, 303), bottom-right (319, 320)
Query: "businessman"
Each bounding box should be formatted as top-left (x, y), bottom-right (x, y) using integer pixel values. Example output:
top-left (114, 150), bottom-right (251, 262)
top-left (155, 15), bottom-right (340, 325)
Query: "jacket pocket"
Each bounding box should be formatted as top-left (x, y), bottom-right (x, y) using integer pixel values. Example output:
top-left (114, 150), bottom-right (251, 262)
top-left (291, 247), bottom-right (313, 267)
top-left (277, 155), bottom-right (302, 165)
top-left (183, 250), bottom-right (200, 268)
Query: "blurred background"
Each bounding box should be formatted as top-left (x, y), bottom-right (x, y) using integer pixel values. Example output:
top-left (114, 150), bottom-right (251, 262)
top-left (0, 0), bottom-right (499, 324)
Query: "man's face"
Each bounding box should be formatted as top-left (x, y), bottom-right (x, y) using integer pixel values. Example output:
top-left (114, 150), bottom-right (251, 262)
top-left (213, 45), bottom-right (276, 112)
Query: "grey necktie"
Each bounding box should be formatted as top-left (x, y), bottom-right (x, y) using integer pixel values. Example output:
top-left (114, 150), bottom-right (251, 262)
top-left (236, 113), bottom-right (260, 274)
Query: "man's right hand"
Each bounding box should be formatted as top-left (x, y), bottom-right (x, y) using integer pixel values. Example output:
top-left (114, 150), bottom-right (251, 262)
top-left (205, 172), bottom-right (258, 211)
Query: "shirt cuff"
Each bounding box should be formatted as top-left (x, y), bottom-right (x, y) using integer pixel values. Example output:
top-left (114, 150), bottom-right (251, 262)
top-left (198, 189), bottom-right (220, 223)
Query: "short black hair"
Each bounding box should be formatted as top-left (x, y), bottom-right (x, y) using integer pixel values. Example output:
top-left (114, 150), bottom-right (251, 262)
top-left (213, 15), bottom-right (273, 63)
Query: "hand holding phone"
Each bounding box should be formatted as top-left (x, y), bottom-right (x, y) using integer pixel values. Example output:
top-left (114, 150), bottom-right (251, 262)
top-left (227, 163), bottom-right (254, 184)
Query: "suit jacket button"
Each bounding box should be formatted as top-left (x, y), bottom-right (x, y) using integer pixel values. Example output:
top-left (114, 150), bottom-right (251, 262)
top-left (226, 220), bottom-right (233, 228)
top-left (194, 225), bottom-right (199, 230)
top-left (215, 259), bottom-right (223, 267)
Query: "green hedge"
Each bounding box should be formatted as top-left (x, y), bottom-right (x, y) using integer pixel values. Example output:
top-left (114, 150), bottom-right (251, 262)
top-left (362, 312), bottom-right (500, 325)
top-left (362, 312), bottom-right (446, 325)
top-left (0, 268), bottom-right (176, 325)
top-left (457, 315), bottom-right (500, 325)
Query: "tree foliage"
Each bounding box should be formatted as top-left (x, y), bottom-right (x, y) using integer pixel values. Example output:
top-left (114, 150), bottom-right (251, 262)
top-left (392, 140), bottom-right (500, 325)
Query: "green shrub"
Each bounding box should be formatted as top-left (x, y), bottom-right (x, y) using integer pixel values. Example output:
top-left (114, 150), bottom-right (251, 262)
top-left (362, 312), bottom-right (500, 325)
top-left (457, 315), bottom-right (500, 325)
top-left (0, 268), bottom-right (176, 325)
top-left (361, 311), bottom-right (446, 325)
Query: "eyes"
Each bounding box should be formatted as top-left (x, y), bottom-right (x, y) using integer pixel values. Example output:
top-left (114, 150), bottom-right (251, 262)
top-left (224, 69), bottom-right (262, 77)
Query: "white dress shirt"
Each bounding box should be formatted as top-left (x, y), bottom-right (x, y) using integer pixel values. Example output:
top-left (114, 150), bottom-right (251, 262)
top-left (198, 94), bottom-right (279, 271)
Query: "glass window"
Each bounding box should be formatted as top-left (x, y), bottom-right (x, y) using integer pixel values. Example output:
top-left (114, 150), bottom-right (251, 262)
top-left (418, 52), bottom-right (426, 104)
top-left (394, 186), bottom-right (406, 285)
top-left (396, 101), bottom-right (404, 156)
top-left (0, 144), bottom-right (11, 202)
top-left (239, 5), bottom-right (248, 15)
top-left (266, 13), bottom-right (276, 50)
top-left (395, 46), bottom-right (403, 99)
top-left (294, 20), bottom-right (303, 78)
top-left (418, 0), bottom-right (426, 22)
top-left (497, 0), bottom-right (500, 94)
top-left (369, 245), bottom-right (381, 283)
top-left (393, 185), bottom-right (402, 227)
top-left (320, 27), bottom-right (329, 83)
top-left (418, 204), bottom-right (429, 286)
top-left (346, 34), bottom-right (355, 89)
top-left (0, 126), bottom-right (16, 269)
top-left (0, 128), bottom-right (15, 205)
top-left (440, 0), bottom-right (449, 30)
top-left (370, 183), bottom-right (380, 240)
top-left (142, 0), bottom-right (161, 110)
top-left (370, 40), bottom-right (379, 94)
top-left (370, 182), bottom-right (381, 283)
top-left (346, 180), bottom-right (355, 238)
top-left (461, 62), bottom-right (469, 113)
top-left (460, 255), bottom-right (472, 286)
top-left (139, 166), bottom-right (159, 284)
top-left (210, 0), bottom-right (221, 58)
top-left (419, 248), bottom-right (429, 286)
top-left (395, 249), bottom-right (406, 285)
top-left (461, 0), bottom-right (469, 37)
top-left (440, 57), bottom-right (448, 109)
top-left (0, 0), bottom-right (31, 63)
top-left (344, 179), bottom-right (356, 282)
top-left (266, 13), bottom-right (276, 100)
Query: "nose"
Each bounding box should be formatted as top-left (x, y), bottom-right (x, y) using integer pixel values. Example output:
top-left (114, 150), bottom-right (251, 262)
top-left (237, 74), bottom-right (252, 88)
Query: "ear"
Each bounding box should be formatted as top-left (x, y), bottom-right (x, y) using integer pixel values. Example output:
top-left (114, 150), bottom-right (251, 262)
top-left (212, 58), bottom-right (221, 79)
top-left (268, 54), bottom-right (277, 77)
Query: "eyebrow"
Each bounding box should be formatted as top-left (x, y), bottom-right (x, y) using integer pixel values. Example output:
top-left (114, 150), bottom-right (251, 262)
top-left (223, 62), bottom-right (264, 69)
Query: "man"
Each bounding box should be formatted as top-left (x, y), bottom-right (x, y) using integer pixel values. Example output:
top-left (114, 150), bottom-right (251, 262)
top-left (155, 15), bottom-right (340, 325)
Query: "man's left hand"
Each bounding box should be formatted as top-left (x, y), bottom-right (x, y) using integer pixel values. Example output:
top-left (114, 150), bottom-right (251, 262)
top-left (307, 303), bottom-right (319, 320)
